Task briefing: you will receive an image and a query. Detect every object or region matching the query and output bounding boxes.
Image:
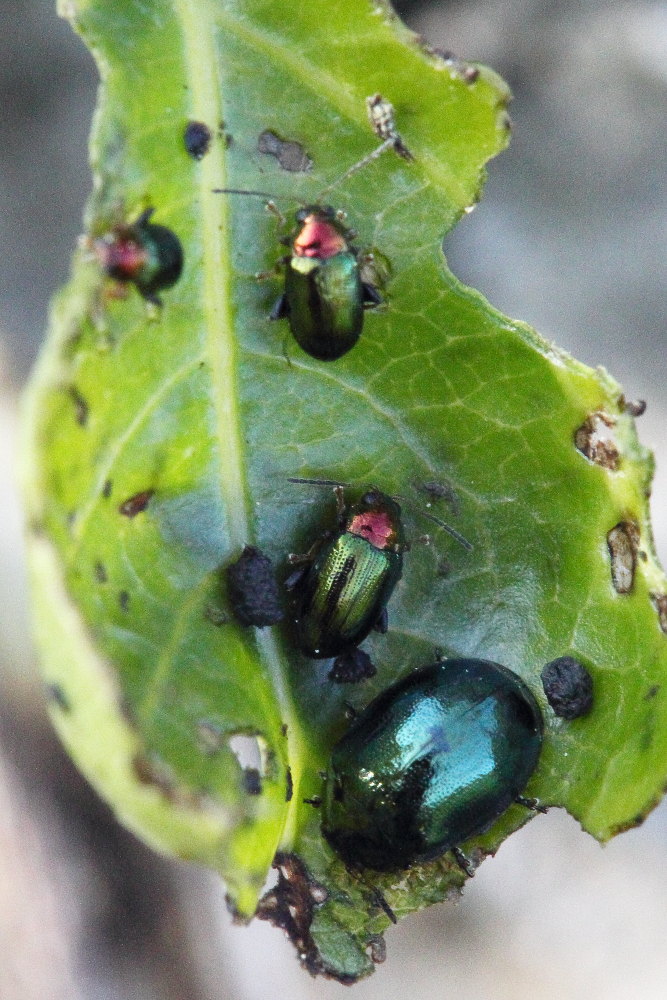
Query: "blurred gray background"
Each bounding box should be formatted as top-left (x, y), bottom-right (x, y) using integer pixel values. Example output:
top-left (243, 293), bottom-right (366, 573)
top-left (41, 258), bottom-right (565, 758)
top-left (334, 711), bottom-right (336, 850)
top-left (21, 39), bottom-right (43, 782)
top-left (1, 0), bottom-right (666, 997)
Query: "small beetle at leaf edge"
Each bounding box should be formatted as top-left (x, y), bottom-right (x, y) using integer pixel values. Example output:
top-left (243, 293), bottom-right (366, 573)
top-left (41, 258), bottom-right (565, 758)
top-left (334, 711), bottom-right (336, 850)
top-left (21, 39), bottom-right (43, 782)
top-left (93, 208), bottom-right (183, 305)
top-left (322, 657), bottom-right (544, 871)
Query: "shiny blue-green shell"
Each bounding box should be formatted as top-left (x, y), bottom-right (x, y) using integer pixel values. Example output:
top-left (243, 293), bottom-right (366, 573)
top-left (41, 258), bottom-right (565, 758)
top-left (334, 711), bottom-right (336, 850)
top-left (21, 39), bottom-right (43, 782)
top-left (322, 658), bottom-right (543, 871)
top-left (285, 250), bottom-right (363, 361)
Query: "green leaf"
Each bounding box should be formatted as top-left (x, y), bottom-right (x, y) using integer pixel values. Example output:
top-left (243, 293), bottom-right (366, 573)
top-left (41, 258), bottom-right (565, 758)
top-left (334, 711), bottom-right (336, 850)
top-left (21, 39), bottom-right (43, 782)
top-left (22, 0), bottom-right (667, 982)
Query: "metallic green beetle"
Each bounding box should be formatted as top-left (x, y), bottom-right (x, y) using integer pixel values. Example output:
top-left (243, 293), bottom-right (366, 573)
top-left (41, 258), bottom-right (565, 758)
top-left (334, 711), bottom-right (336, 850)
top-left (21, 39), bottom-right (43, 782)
top-left (271, 205), bottom-right (381, 361)
top-left (322, 658), bottom-right (544, 871)
top-left (286, 487), bottom-right (404, 665)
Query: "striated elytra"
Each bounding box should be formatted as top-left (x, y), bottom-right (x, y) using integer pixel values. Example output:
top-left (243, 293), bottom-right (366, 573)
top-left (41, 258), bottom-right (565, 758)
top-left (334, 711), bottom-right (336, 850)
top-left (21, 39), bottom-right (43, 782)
top-left (289, 489), bottom-right (404, 659)
top-left (322, 658), bottom-right (543, 871)
top-left (272, 205), bottom-right (381, 361)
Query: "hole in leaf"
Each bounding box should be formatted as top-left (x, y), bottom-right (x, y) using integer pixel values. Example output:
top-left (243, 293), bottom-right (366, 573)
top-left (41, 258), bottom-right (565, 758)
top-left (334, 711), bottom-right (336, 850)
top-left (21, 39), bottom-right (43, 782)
top-left (227, 732), bottom-right (275, 794)
top-left (575, 412), bottom-right (619, 469)
top-left (607, 521), bottom-right (640, 593)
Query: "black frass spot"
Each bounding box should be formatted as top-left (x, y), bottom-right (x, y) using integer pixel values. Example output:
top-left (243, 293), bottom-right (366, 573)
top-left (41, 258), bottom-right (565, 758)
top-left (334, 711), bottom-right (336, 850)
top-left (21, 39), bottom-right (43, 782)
top-left (541, 656), bottom-right (593, 719)
top-left (226, 545), bottom-right (284, 627)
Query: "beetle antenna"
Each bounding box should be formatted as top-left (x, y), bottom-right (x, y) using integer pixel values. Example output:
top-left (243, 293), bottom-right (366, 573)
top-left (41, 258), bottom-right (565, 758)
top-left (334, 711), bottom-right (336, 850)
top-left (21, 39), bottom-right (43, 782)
top-left (420, 510), bottom-right (473, 551)
top-left (287, 477), bottom-right (352, 488)
top-left (393, 493), bottom-right (472, 551)
top-left (317, 138), bottom-right (396, 198)
top-left (211, 187), bottom-right (277, 199)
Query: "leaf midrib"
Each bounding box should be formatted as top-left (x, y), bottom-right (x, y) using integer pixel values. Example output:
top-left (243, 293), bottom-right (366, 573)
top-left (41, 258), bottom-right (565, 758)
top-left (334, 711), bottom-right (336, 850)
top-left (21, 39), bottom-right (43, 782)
top-left (173, 0), bottom-right (305, 847)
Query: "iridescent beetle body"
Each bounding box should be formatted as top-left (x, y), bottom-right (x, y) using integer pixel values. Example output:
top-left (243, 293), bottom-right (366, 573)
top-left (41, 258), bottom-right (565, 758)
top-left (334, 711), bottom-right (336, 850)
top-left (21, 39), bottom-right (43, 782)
top-left (271, 206), bottom-right (381, 361)
top-left (322, 658), bottom-right (544, 871)
top-left (289, 488), bottom-right (404, 659)
top-left (94, 208), bottom-right (183, 304)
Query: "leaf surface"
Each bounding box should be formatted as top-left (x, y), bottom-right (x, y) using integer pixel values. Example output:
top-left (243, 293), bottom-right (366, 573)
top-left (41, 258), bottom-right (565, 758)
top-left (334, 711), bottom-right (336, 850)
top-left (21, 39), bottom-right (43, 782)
top-left (22, 0), bottom-right (667, 981)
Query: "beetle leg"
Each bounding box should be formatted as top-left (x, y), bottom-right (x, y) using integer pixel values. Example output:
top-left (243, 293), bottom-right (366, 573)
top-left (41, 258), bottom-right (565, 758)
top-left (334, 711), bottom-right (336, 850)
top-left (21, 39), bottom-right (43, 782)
top-left (362, 282), bottom-right (383, 306)
top-left (264, 199), bottom-right (286, 226)
top-left (374, 608), bottom-right (389, 634)
top-left (333, 485), bottom-right (347, 519)
top-left (270, 293), bottom-right (290, 320)
top-left (516, 795), bottom-right (548, 814)
top-left (280, 330), bottom-right (294, 367)
top-left (135, 206), bottom-right (155, 227)
top-left (370, 888), bottom-right (396, 925)
top-left (256, 255), bottom-right (288, 283)
top-left (451, 846), bottom-right (476, 878)
top-left (286, 535), bottom-right (324, 573)
top-left (284, 565), bottom-right (308, 592)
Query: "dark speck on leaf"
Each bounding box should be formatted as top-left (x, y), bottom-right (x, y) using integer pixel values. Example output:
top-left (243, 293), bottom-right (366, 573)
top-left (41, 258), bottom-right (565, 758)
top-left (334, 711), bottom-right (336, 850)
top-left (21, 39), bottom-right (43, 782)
top-left (219, 122), bottom-right (233, 147)
top-left (243, 768), bottom-right (262, 795)
top-left (102, 479), bottom-right (112, 498)
top-left (119, 489), bottom-right (154, 517)
top-left (541, 656), bottom-right (593, 719)
top-left (119, 590), bottom-right (130, 612)
top-left (257, 130), bottom-right (312, 172)
top-left (415, 479), bottom-right (460, 514)
top-left (425, 44), bottom-right (480, 85)
top-left (184, 120), bottom-right (211, 159)
top-left (46, 683), bottom-right (70, 713)
top-left (94, 561), bottom-right (107, 584)
top-left (68, 386), bottom-right (89, 427)
top-left (285, 766), bottom-right (293, 802)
